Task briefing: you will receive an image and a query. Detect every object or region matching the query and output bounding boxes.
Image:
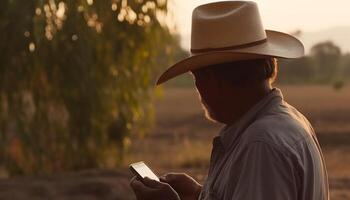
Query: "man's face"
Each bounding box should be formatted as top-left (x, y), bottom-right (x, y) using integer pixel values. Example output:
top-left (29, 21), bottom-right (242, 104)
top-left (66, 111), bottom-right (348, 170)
top-left (191, 68), bottom-right (222, 123)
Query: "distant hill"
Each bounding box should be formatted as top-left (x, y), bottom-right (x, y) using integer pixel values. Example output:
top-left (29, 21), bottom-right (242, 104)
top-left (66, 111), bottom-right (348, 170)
top-left (297, 26), bottom-right (350, 54)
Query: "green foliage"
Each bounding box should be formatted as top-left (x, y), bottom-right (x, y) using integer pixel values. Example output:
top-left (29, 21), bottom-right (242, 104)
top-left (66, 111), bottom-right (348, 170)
top-left (0, 0), bottom-right (186, 175)
top-left (278, 41), bottom-right (350, 85)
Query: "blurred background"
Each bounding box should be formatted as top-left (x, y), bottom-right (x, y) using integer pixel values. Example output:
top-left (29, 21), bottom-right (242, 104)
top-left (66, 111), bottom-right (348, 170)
top-left (0, 0), bottom-right (349, 199)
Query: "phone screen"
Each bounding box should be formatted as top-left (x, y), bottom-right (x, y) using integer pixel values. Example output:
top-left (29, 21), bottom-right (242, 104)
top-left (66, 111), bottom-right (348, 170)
top-left (129, 161), bottom-right (159, 181)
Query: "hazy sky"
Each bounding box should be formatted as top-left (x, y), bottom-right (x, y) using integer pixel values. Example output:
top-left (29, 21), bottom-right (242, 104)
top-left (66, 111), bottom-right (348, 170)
top-left (170, 0), bottom-right (350, 48)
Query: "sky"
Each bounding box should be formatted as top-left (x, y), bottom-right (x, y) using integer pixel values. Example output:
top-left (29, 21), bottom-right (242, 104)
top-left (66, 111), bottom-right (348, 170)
top-left (169, 0), bottom-right (350, 49)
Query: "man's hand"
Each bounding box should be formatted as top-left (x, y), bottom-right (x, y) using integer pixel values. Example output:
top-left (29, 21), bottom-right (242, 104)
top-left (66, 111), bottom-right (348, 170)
top-left (160, 173), bottom-right (202, 200)
top-left (130, 176), bottom-right (180, 200)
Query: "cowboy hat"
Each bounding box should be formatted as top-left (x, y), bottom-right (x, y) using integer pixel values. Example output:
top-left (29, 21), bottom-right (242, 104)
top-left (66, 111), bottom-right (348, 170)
top-left (156, 1), bottom-right (304, 85)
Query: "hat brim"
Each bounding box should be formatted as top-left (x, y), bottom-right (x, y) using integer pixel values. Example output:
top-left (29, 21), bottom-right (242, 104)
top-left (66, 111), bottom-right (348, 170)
top-left (156, 30), bottom-right (304, 85)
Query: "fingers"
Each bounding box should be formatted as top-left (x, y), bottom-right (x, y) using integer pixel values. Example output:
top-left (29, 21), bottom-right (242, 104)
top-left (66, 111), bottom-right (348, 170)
top-left (130, 176), bottom-right (138, 184)
top-left (159, 174), bottom-right (167, 182)
top-left (130, 176), bottom-right (169, 192)
top-left (143, 177), bottom-right (165, 188)
top-left (161, 172), bottom-right (187, 183)
top-left (130, 177), bottom-right (146, 192)
top-left (130, 178), bottom-right (145, 199)
top-left (130, 178), bottom-right (156, 200)
top-left (130, 177), bottom-right (161, 190)
top-left (130, 177), bottom-right (180, 200)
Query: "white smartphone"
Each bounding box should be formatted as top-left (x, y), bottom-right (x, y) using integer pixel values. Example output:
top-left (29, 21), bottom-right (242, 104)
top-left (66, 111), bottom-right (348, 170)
top-left (129, 161), bottom-right (159, 182)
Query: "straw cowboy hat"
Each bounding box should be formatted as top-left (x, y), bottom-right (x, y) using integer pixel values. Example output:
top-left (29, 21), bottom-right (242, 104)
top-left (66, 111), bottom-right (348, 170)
top-left (156, 1), bottom-right (304, 85)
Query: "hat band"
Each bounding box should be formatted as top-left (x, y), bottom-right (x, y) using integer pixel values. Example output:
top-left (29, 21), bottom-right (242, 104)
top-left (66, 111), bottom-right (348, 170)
top-left (190, 38), bottom-right (267, 54)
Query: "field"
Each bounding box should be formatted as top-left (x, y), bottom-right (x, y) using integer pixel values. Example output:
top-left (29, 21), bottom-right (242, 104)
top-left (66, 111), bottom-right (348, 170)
top-left (0, 85), bottom-right (349, 200)
top-left (124, 85), bottom-right (350, 200)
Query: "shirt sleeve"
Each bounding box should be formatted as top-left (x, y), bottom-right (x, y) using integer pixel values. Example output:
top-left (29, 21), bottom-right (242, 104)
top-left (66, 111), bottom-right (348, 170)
top-left (229, 141), bottom-right (298, 200)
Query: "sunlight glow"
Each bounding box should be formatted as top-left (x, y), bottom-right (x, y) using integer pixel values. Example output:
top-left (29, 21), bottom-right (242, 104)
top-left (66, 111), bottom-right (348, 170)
top-left (56, 2), bottom-right (65, 19)
top-left (171, 0), bottom-right (350, 50)
top-left (29, 42), bottom-right (35, 52)
top-left (111, 3), bottom-right (118, 11)
top-left (87, 0), bottom-right (93, 6)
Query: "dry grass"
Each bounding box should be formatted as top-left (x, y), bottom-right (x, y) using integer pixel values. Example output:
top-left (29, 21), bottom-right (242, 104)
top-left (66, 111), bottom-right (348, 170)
top-left (280, 85), bottom-right (350, 132)
top-left (124, 85), bottom-right (350, 199)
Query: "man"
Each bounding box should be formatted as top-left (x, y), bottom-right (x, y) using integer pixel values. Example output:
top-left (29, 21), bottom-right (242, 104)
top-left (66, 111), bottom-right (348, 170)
top-left (130, 1), bottom-right (329, 200)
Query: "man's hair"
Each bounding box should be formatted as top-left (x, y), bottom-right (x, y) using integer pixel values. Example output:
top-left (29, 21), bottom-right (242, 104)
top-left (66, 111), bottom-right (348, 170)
top-left (204, 58), bottom-right (278, 86)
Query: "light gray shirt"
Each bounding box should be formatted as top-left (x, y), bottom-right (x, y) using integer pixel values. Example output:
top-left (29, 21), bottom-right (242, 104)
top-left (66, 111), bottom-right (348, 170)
top-left (199, 88), bottom-right (329, 200)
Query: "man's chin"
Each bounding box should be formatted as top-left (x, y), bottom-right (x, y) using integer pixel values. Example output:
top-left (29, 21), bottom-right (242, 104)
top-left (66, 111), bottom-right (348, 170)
top-left (205, 111), bottom-right (218, 123)
top-left (202, 105), bottom-right (220, 123)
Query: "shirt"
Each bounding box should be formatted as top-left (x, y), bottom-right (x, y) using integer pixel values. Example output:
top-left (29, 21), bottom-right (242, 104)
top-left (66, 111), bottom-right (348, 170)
top-left (199, 88), bottom-right (329, 200)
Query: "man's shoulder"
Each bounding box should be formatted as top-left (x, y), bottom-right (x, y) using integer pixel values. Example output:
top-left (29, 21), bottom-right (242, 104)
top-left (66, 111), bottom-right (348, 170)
top-left (240, 101), bottom-right (314, 153)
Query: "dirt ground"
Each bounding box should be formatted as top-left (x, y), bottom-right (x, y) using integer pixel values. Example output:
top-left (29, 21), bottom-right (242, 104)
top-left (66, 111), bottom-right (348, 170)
top-left (0, 85), bottom-right (349, 200)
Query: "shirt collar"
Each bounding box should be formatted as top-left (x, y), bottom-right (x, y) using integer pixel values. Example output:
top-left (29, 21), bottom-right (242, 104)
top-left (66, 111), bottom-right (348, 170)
top-left (218, 88), bottom-right (284, 150)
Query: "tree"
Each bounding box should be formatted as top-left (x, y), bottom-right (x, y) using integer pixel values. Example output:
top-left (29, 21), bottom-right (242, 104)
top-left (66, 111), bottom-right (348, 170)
top-left (0, 0), bottom-right (185, 175)
top-left (339, 53), bottom-right (350, 79)
top-left (278, 57), bottom-right (315, 84)
top-left (310, 41), bottom-right (342, 83)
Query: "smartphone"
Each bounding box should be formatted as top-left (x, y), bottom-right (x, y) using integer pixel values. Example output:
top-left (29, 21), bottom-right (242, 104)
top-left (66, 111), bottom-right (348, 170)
top-left (129, 161), bottom-right (159, 181)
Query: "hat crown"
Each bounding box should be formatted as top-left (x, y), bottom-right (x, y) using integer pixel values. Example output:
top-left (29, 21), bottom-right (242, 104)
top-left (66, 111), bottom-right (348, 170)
top-left (191, 1), bottom-right (267, 52)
